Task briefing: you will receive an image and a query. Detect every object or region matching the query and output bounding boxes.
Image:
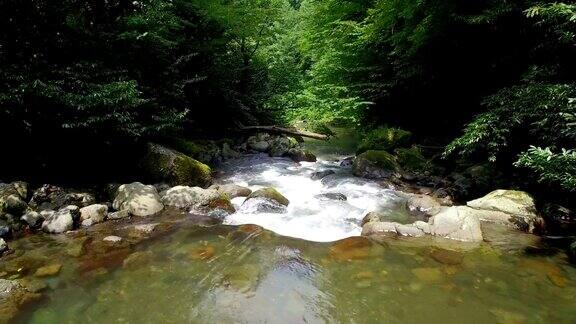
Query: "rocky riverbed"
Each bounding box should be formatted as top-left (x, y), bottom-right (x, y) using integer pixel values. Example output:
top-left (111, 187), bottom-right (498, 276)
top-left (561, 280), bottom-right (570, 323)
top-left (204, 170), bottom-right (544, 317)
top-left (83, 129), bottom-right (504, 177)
top-left (0, 134), bottom-right (575, 323)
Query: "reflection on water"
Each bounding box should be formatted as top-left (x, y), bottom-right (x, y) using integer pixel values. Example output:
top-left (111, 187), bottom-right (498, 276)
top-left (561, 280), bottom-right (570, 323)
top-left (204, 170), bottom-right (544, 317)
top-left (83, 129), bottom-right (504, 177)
top-left (14, 223), bottom-right (576, 323)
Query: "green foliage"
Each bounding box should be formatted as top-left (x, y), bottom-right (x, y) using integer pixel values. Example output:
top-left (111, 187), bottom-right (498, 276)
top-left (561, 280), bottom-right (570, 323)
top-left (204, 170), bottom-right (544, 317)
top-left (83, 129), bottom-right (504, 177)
top-left (357, 127), bottom-right (412, 154)
top-left (395, 146), bottom-right (431, 173)
top-left (445, 83), bottom-right (576, 162)
top-left (515, 147), bottom-right (576, 191)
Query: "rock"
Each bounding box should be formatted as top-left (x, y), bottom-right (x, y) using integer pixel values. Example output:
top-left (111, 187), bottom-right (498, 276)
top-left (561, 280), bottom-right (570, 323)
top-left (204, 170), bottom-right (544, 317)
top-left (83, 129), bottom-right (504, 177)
top-left (467, 190), bottom-right (544, 233)
top-left (209, 184), bottom-right (252, 198)
top-left (0, 279), bottom-right (41, 323)
top-left (315, 193), bottom-right (347, 201)
top-left (287, 148), bottom-right (317, 162)
top-left (353, 150), bottom-right (400, 179)
top-left (0, 220), bottom-right (10, 238)
top-left (361, 211), bottom-right (383, 225)
top-left (29, 184), bottom-right (95, 211)
top-left (339, 156), bottom-right (355, 167)
top-left (429, 206), bottom-right (483, 242)
top-left (108, 210), bottom-right (130, 220)
top-left (411, 267), bottom-right (443, 283)
top-left (41, 206), bottom-right (79, 234)
top-left (414, 220), bottom-right (431, 234)
top-left (0, 182), bottom-right (28, 216)
top-left (160, 186), bottom-right (204, 209)
top-left (361, 221), bottom-right (398, 236)
top-left (221, 142), bottom-right (241, 160)
top-left (34, 263), bottom-right (62, 277)
top-left (190, 245), bottom-right (216, 260)
top-left (0, 238), bottom-right (7, 255)
top-left (407, 194), bottom-right (442, 217)
top-left (134, 223), bottom-right (157, 234)
top-left (21, 210), bottom-right (43, 228)
top-left (79, 204), bottom-right (108, 227)
top-left (268, 136), bottom-right (293, 157)
top-left (123, 251), bottom-right (154, 270)
top-left (113, 182), bottom-right (164, 217)
top-left (311, 170), bottom-right (336, 180)
top-left (329, 236), bottom-right (373, 261)
top-left (246, 187), bottom-right (289, 206)
top-left (428, 248), bottom-right (464, 265)
top-left (570, 241), bottom-right (576, 262)
top-left (103, 236), bottom-right (122, 243)
top-left (396, 224), bottom-right (425, 237)
top-left (141, 143), bottom-right (212, 187)
top-left (239, 197), bottom-right (287, 214)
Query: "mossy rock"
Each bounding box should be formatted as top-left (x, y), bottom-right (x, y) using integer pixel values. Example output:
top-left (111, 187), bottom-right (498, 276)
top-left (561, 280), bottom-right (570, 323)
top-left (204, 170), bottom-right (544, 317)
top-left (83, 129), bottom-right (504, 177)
top-left (357, 127), bottom-right (412, 154)
top-left (394, 146), bottom-right (430, 172)
top-left (206, 193), bottom-right (236, 214)
top-left (247, 187), bottom-right (289, 206)
top-left (353, 150), bottom-right (400, 179)
top-left (141, 143), bottom-right (212, 187)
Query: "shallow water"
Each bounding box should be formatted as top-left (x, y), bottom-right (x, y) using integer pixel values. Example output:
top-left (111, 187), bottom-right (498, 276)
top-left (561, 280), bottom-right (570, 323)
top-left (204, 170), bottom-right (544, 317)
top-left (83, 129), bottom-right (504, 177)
top-left (5, 133), bottom-right (576, 323)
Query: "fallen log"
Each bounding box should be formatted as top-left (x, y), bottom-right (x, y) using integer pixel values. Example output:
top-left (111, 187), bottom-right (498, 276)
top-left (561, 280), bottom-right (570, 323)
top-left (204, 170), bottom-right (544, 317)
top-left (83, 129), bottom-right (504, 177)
top-left (239, 125), bottom-right (329, 140)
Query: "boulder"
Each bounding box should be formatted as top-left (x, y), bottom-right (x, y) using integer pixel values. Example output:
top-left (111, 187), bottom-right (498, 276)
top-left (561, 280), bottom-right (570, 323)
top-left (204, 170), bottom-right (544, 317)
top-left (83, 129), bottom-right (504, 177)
top-left (311, 170), bottom-right (335, 180)
top-left (467, 190), bottom-right (544, 233)
top-left (429, 206), bottom-right (483, 242)
top-left (209, 184), bottom-right (252, 198)
top-left (353, 150), bottom-right (400, 179)
top-left (113, 182), bottom-right (164, 217)
top-left (0, 279), bottom-right (41, 323)
top-left (0, 238), bottom-right (7, 254)
top-left (361, 221), bottom-right (398, 236)
top-left (287, 148), bottom-right (317, 162)
top-left (0, 182), bottom-right (28, 216)
top-left (41, 205), bottom-right (79, 234)
top-left (268, 136), bottom-right (293, 157)
top-left (315, 193), bottom-right (347, 201)
top-left (407, 194), bottom-right (442, 217)
top-left (141, 143), bottom-right (212, 187)
top-left (160, 186), bottom-right (205, 209)
top-left (29, 184), bottom-right (95, 211)
top-left (79, 204), bottom-right (108, 227)
top-left (247, 133), bottom-right (271, 152)
top-left (396, 224), bottom-right (425, 237)
top-left (246, 187), bottom-right (289, 206)
top-left (21, 210), bottom-right (43, 228)
top-left (239, 197), bottom-right (287, 214)
top-left (108, 210), bottom-right (130, 220)
top-left (361, 211), bottom-right (384, 226)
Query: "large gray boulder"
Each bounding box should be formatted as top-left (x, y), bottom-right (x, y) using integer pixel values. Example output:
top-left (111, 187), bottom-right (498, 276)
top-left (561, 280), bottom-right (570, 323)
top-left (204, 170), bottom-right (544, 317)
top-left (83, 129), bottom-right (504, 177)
top-left (79, 204), bottom-right (108, 227)
top-left (160, 186), bottom-right (205, 209)
top-left (41, 205), bottom-right (79, 234)
top-left (467, 190), bottom-right (544, 233)
top-left (113, 183), bottom-right (164, 217)
top-left (209, 184), bottom-right (252, 199)
top-left (429, 206), bottom-right (484, 242)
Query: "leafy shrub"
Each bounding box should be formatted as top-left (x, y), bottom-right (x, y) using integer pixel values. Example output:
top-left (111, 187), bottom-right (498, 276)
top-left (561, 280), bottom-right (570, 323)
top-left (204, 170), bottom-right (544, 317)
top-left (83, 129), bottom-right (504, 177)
top-left (357, 127), bottom-right (412, 154)
top-left (515, 146), bottom-right (576, 191)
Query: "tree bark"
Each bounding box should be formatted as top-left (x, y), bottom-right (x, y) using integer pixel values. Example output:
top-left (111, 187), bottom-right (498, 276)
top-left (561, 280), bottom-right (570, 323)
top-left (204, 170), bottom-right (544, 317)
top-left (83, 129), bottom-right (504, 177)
top-left (239, 125), bottom-right (329, 140)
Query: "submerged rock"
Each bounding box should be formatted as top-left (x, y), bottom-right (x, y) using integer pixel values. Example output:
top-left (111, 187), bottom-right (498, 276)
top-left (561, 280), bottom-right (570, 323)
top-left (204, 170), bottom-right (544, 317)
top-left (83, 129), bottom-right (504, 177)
top-left (315, 192), bottom-right (347, 201)
top-left (466, 190), bottom-right (544, 233)
top-left (113, 182), bottom-right (164, 217)
top-left (80, 204), bottom-right (108, 227)
top-left (34, 263), bottom-right (62, 277)
top-left (329, 236), bottom-right (373, 261)
top-left (141, 143), bottom-right (212, 187)
top-left (246, 187), bottom-right (289, 206)
top-left (41, 205), bottom-right (79, 234)
top-left (0, 279), bottom-right (41, 323)
top-left (353, 150), bottom-right (400, 179)
top-left (311, 170), bottom-right (336, 180)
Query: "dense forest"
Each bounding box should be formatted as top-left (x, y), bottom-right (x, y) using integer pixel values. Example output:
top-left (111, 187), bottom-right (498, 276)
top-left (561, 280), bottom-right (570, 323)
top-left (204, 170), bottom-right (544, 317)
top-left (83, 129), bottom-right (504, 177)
top-left (1, 0), bottom-right (575, 205)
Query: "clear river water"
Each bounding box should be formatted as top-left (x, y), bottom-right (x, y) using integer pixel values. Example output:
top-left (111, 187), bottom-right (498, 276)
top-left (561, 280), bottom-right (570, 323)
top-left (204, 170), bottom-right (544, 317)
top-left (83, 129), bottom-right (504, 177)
top-left (4, 134), bottom-right (576, 323)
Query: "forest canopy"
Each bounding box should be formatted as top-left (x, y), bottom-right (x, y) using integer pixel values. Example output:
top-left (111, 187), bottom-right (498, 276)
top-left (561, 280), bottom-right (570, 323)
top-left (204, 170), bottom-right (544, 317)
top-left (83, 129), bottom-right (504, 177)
top-left (1, 0), bottom-right (575, 197)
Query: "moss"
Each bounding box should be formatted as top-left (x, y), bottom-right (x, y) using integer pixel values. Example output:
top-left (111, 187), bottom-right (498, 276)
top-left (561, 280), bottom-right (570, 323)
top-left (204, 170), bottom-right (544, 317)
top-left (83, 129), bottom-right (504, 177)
top-left (357, 127), bottom-right (412, 154)
top-left (142, 143), bottom-right (212, 187)
top-left (207, 193), bottom-right (236, 213)
top-left (395, 146), bottom-right (430, 172)
top-left (248, 187), bottom-right (289, 206)
top-left (355, 150), bottom-right (399, 171)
